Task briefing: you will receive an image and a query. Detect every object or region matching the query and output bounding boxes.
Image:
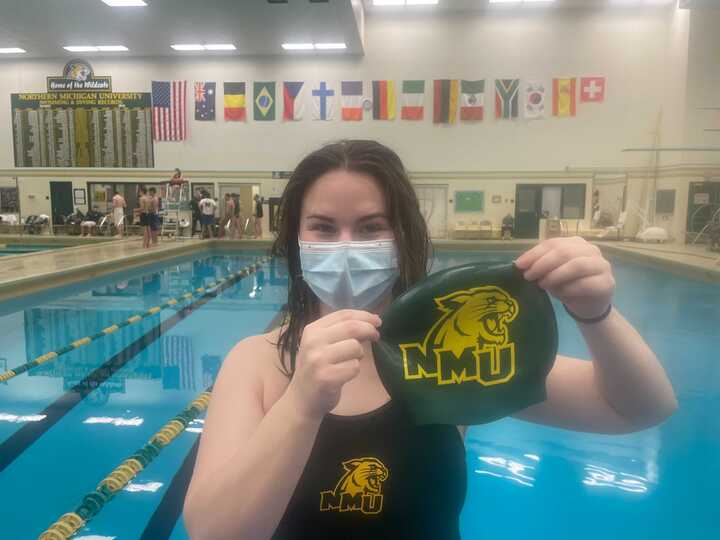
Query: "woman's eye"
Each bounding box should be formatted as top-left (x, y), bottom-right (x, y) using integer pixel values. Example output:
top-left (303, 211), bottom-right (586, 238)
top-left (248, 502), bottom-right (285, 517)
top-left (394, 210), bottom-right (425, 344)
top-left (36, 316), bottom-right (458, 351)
top-left (359, 222), bottom-right (388, 234)
top-left (308, 223), bottom-right (336, 234)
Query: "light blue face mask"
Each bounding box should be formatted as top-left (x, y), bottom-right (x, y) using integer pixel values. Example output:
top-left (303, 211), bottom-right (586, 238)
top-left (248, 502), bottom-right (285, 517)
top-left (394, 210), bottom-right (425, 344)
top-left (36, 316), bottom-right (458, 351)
top-left (298, 238), bottom-right (399, 310)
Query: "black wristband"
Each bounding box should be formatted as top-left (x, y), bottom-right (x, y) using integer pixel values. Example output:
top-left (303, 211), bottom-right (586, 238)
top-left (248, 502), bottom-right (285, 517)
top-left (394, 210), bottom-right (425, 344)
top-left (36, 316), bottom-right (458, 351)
top-left (563, 303), bottom-right (612, 324)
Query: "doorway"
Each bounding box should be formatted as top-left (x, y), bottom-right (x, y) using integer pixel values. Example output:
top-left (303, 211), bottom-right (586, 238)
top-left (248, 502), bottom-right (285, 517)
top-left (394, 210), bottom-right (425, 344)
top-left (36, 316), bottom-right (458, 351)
top-left (218, 182), bottom-right (259, 235)
top-left (515, 185), bottom-right (542, 239)
top-left (415, 184), bottom-right (448, 238)
top-left (49, 181), bottom-right (73, 224)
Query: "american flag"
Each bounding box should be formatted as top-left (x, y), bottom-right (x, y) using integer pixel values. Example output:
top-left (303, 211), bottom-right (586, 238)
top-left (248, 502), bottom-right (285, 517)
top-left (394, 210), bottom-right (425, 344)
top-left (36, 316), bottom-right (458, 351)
top-left (151, 80), bottom-right (187, 141)
top-left (162, 335), bottom-right (195, 390)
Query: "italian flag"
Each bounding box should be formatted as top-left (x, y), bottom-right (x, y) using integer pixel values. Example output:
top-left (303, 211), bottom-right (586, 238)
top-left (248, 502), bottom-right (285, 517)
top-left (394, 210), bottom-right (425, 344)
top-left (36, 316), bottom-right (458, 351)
top-left (401, 80), bottom-right (425, 120)
top-left (372, 80), bottom-right (396, 120)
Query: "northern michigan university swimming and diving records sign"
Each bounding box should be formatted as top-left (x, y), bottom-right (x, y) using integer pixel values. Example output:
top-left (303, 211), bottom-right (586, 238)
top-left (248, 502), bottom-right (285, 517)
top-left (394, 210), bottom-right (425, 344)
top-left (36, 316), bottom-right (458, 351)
top-left (11, 59), bottom-right (154, 168)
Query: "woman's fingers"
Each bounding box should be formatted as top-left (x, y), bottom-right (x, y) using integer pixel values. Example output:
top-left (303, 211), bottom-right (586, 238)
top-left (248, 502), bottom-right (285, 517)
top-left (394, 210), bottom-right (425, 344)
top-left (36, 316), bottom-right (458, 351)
top-left (321, 320), bottom-right (380, 345)
top-left (537, 256), bottom-right (607, 291)
top-left (322, 339), bottom-right (366, 365)
top-left (312, 309), bottom-right (381, 330)
top-left (323, 359), bottom-right (362, 386)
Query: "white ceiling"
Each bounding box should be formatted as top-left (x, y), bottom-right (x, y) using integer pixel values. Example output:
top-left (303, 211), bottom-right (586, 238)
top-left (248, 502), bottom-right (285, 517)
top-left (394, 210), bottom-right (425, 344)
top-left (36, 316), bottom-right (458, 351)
top-left (0, 0), bottom-right (364, 58)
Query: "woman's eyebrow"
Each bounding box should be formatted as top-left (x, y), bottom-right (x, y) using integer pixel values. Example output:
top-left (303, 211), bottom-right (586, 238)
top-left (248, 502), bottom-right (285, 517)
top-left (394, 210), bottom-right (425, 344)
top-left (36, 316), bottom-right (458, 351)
top-left (305, 214), bottom-right (335, 222)
top-left (358, 213), bottom-right (389, 222)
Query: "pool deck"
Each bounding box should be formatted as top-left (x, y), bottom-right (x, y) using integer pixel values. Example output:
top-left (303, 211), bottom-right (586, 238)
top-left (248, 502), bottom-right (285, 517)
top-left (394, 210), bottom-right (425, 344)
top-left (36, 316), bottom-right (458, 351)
top-left (0, 235), bottom-right (717, 302)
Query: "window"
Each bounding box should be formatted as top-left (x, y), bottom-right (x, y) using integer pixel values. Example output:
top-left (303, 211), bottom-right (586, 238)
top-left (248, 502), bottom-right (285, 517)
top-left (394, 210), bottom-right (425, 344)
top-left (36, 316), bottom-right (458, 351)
top-left (656, 189), bottom-right (675, 214)
top-left (561, 184), bottom-right (586, 219)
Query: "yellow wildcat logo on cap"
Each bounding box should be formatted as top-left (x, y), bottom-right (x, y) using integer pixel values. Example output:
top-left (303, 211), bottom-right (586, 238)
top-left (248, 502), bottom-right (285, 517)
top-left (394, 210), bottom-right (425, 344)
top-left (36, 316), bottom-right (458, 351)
top-left (400, 286), bottom-right (519, 386)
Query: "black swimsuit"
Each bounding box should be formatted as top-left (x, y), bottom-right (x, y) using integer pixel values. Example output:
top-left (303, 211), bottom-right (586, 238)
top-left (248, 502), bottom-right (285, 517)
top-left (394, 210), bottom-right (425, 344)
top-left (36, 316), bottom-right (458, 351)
top-left (272, 400), bottom-right (467, 540)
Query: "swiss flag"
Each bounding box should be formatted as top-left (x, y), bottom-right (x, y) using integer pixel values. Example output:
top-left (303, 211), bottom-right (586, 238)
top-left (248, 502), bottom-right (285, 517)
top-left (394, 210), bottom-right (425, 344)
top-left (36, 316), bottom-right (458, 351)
top-left (580, 77), bottom-right (606, 103)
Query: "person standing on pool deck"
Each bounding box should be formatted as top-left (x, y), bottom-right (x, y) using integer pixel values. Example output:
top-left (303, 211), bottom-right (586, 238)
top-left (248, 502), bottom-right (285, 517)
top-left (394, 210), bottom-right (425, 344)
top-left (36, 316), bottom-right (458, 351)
top-left (254, 193), bottom-right (263, 238)
top-left (199, 191), bottom-right (217, 239)
top-left (148, 187), bottom-right (160, 246)
top-left (184, 140), bottom-right (677, 540)
top-left (111, 190), bottom-right (126, 238)
top-left (138, 187), bottom-right (151, 248)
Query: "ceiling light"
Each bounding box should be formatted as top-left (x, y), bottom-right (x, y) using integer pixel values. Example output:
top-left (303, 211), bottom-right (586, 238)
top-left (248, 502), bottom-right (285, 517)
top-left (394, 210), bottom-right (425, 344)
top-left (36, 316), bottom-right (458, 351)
top-left (523, 0), bottom-right (555, 2)
top-left (204, 43), bottom-right (237, 50)
top-left (407, 0), bottom-right (440, 4)
top-left (373, 0), bottom-right (405, 5)
top-left (0, 47), bottom-right (26, 54)
top-left (314, 42), bottom-right (347, 50)
top-left (63, 46), bottom-right (99, 52)
top-left (282, 43), bottom-right (315, 50)
top-left (488, 0), bottom-right (521, 3)
top-left (97, 45), bottom-right (129, 51)
top-left (171, 44), bottom-right (205, 51)
top-left (101, 0), bottom-right (148, 6)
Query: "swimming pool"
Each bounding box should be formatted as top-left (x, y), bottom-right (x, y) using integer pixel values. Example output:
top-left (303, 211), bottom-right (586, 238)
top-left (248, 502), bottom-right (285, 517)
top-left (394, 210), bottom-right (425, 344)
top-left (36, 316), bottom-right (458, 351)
top-left (0, 244), bottom-right (61, 256)
top-left (0, 249), bottom-right (716, 539)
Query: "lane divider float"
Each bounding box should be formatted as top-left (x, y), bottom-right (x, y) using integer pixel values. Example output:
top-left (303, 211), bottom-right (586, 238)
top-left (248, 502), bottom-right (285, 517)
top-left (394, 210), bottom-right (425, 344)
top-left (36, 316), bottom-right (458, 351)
top-left (38, 390), bottom-right (213, 540)
top-left (0, 257), bottom-right (269, 384)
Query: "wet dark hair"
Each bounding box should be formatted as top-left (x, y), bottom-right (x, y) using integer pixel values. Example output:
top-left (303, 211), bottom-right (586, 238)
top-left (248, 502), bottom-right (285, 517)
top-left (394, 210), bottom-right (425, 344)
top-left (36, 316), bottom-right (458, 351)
top-left (271, 139), bottom-right (430, 376)
top-left (149, 187), bottom-right (156, 194)
top-left (139, 187), bottom-right (147, 194)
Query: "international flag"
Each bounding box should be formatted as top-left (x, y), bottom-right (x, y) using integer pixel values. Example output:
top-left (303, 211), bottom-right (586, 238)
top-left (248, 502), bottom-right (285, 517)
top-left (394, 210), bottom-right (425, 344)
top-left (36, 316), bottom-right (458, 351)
top-left (254, 81), bottom-right (276, 121)
top-left (460, 80), bottom-right (485, 121)
top-left (224, 82), bottom-right (246, 121)
top-left (524, 81), bottom-right (546, 119)
top-left (372, 80), bottom-right (396, 120)
top-left (495, 79), bottom-right (519, 120)
top-left (400, 80), bottom-right (425, 120)
top-left (283, 81), bottom-right (305, 121)
top-left (194, 82), bottom-right (216, 121)
top-left (433, 79), bottom-right (459, 124)
top-left (312, 81), bottom-right (336, 121)
top-left (151, 80), bottom-right (187, 141)
top-left (162, 335), bottom-right (195, 391)
top-left (553, 78), bottom-right (577, 117)
top-left (341, 81), bottom-right (363, 121)
top-left (580, 77), bottom-right (606, 103)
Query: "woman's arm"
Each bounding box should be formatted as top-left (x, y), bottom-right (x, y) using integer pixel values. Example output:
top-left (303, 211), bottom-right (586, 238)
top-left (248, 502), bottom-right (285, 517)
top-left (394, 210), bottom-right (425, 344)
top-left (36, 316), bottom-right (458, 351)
top-left (512, 237), bottom-right (677, 434)
top-left (184, 310), bottom-right (379, 540)
top-left (184, 335), bottom-right (321, 540)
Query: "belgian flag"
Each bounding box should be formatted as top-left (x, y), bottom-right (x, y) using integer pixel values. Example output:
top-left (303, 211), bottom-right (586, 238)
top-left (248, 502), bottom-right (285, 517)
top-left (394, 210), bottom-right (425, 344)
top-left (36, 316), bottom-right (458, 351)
top-left (224, 82), bottom-right (246, 121)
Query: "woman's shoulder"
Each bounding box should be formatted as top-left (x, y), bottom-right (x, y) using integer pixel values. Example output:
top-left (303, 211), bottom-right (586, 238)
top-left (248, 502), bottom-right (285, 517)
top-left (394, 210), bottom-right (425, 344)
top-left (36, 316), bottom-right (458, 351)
top-left (219, 328), bottom-right (290, 413)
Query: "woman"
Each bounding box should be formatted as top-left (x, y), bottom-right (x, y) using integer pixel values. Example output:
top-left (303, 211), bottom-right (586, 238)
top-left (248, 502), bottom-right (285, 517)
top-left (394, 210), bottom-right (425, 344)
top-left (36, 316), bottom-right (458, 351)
top-left (184, 140), bottom-right (677, 540)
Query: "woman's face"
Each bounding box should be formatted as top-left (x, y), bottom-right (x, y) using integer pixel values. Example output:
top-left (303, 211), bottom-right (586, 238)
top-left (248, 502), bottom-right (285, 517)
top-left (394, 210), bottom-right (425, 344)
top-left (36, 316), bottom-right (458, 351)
top-left (299, 169), bottom-right (394, 243)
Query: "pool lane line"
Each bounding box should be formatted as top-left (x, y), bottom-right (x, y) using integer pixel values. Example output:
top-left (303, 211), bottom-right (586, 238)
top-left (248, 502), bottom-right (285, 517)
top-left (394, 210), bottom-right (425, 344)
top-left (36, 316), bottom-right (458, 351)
top-left (0, 258), bottom-right (269, 474)
top-left (38, 390), bottom-right (213, 540)
top-left (0, 257), bottom-right (270, 384)
top-left (138, 307), bottom-right (287, 540)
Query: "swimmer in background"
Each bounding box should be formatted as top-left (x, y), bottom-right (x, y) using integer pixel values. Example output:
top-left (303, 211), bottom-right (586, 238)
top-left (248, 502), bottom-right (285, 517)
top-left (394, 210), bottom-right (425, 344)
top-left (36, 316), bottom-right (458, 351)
top-left (112, 190), bottom-right (126, 238)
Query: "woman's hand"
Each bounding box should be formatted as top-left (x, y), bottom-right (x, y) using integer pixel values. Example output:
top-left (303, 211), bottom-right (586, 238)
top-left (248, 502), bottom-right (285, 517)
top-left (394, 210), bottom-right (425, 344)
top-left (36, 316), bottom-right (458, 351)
top-left (285, 309), bottom-right (381, 421)
top-left (514, 236), bottom-right (615, 319)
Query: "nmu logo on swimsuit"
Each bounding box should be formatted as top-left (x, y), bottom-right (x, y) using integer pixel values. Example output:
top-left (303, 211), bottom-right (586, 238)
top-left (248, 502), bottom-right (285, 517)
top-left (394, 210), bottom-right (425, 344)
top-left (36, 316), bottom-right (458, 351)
top-left (400, 286), bottom-right (519, 385)
top-left (320, 457), bottom-right (389, 515)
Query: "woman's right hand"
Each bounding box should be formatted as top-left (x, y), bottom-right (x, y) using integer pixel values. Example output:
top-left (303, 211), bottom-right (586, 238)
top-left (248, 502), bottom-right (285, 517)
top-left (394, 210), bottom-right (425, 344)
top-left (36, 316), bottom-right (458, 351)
top-left (284, 309), bottom-right (381, 421)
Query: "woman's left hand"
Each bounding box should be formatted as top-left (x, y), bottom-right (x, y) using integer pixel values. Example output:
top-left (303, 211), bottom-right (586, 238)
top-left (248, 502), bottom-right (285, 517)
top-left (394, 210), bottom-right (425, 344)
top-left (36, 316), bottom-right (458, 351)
top-left (514, 236), bottom-right (615, 319)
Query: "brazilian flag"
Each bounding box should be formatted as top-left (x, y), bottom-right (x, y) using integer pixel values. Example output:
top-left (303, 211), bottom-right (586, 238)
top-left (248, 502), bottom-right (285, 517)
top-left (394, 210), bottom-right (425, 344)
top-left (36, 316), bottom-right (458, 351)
top-left (253, 81), bottom-right (276, 121)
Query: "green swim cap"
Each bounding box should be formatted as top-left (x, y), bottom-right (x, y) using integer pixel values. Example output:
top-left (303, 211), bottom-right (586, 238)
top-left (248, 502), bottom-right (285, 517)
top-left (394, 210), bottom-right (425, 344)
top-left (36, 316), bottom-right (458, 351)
top-left (373, 262), bottom-right (558, 426)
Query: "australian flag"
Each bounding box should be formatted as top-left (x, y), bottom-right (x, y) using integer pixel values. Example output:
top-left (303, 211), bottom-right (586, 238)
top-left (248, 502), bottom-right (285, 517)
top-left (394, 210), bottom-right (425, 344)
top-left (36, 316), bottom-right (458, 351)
top-left (194, 82), bottom-right (216, 121)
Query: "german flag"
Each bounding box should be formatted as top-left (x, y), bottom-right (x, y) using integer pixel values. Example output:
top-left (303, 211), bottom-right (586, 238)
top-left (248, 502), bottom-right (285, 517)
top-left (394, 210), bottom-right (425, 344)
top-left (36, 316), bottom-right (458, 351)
top-left (224, 82), bottom-right (246, 121)
top-left (433, 79), bottom-right (459, 124)
top-left (372, 80), bottom-right (396, 120)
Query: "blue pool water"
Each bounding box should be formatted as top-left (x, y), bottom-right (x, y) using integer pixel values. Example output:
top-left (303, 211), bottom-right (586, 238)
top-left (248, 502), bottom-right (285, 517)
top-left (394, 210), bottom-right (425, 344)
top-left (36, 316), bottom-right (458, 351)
top-left (0, 249), bottom-right (716, 539)
top-left (0, 244), bottom-right (60, 256)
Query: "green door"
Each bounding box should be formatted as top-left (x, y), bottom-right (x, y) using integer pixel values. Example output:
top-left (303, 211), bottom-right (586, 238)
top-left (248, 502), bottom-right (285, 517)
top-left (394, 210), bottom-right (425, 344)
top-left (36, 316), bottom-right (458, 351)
top-left (515, 185), bottom-right (542, 239)
top-left (49, 181), bottom-right (74, 224)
